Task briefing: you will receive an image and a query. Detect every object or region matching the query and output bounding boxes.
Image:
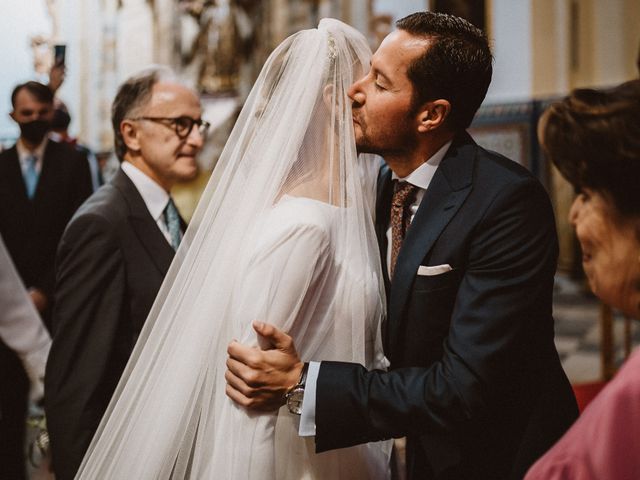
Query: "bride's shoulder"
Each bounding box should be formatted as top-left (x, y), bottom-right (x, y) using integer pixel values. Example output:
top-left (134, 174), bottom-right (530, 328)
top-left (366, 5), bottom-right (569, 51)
top-left (250, 197), bottom-right (334, 257)
top-left (267, 194), bottom-right (336, 234)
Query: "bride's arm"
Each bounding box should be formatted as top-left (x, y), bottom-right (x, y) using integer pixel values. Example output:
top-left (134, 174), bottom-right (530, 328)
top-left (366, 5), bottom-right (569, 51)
top-left (225, 220), bottom-right (331, 411)
top-left (233, 221), bottom-right (332, 349)
top-left (231, 212), bottom-right (331, 345)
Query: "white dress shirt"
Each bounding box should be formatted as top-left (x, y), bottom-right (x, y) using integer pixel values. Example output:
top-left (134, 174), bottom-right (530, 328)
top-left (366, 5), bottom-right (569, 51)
top-left (299, 140), bottom-right (453, 436)
top-left (121, 161), bottom-right (182, 246)
top-left (16, 137), bottom-right (48, 177)
top-left (385, 140), bottom-right (452, 277)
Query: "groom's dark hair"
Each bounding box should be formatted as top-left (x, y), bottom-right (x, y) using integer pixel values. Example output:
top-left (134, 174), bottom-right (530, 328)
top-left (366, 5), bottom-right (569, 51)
top-left (397, 11), bottom-right (493, 131)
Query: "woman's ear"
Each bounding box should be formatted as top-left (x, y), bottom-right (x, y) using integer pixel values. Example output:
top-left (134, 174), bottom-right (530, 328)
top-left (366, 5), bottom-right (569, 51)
top-left (417, 99), bottom-right (451, 133)
top-left (121, 120), bottom-right (141, 153)
top-left (322, 84), bottom-right (335, 109)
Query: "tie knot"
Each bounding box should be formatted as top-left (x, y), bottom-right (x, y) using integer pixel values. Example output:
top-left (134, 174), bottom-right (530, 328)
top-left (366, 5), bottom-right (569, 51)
top-left (164, 198), bottom-right (177, 216)
top-left (392, 181), bottom-right (418, 207)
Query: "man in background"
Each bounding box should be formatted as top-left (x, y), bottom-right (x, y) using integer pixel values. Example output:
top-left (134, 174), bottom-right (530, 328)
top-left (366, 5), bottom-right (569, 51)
top-left (0, 80), bottom-right (91, 480)
top-left (45, 67), bottom-right (208, 480)
top-left (0, 81), bottom-right (92, 325)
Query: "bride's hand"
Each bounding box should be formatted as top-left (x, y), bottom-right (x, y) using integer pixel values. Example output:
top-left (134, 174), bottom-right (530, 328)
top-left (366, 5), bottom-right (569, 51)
top-left (226, 321), bottom-right (304, 411)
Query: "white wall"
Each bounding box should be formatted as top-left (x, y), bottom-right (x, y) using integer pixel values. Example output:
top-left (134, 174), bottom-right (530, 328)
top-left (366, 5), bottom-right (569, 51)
top-left (485, 0), bottom-right (532, 103)
top-left (590, 0), bottom-right (636, 86)
top-left (117, 0), bottom-right (154, 80)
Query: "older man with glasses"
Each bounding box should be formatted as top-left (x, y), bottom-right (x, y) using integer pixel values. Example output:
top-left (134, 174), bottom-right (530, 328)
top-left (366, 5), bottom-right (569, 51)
top-left (45, 67), bottom-right (208, 480)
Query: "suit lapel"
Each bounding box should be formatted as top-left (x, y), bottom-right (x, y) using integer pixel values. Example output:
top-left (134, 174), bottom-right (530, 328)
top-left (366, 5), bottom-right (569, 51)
top-left (33, 141), bottom-right (59, 205)
top-left (375, 166), bottom-right (394, 350)
top-left (375, 166), bottom-right (393, 286)
top-left (386, 133), bottom-right (476, 354)
top-left (2, 146), bottom-right (30, 201)
top-left (111, 169), bottom-right (175, 275)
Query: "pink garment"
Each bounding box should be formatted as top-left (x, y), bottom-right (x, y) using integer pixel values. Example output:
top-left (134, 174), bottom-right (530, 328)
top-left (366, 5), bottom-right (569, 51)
top-left (525, 348), bottom-right (640, 480)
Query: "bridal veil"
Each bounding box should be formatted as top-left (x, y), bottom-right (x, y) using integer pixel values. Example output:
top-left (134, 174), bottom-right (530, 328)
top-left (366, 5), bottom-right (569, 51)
top-left (77, 18), bottom-right (387, 479)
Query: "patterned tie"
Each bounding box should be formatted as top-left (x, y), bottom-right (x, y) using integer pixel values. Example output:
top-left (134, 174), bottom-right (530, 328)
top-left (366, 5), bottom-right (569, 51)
top-left (23, 154), bottom-right (39, 200)
top-left (389, 180), bottom-right (419, 278)
top-left (163, 198), bottom-right (182, 250)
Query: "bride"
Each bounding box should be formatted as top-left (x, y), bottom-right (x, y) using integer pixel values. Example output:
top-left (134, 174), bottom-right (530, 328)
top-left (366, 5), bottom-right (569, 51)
top-left (76, 19), bottom-right (391, 479)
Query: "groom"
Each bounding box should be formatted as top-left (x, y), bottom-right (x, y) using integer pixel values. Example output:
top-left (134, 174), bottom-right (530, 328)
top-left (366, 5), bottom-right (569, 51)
top-left (226, 11), bottom-right (577, 480)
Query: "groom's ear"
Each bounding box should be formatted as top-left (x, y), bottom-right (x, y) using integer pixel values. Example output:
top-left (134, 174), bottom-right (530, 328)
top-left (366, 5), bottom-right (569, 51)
top-left (416, 99), bottom-right (451, 133)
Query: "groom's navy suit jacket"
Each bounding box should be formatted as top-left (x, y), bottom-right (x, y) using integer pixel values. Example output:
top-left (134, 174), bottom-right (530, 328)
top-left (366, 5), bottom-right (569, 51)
top-left (315, 132), bottom-right (578, 480)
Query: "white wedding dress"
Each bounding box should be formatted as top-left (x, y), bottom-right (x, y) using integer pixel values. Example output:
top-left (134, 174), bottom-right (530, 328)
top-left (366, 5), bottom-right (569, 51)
top-left (77, 19), bottom-right (390, 479)
top-left (207, 195), bottom-right (390, 479)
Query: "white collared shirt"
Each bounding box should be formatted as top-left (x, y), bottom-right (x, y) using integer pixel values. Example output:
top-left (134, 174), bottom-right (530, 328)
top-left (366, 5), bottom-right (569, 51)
top-left (385, 140), bottom-right (452, 277)
top-left (299, 140), bottom-right (453, 437)
top-left (16, 138), bottom-right (48, 176)
top-left (121, 162), bottom-right (181, 246)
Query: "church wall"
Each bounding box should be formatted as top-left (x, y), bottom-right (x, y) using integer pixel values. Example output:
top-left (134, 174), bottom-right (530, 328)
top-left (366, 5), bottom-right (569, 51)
top-left (531, 0), bottom-right (570, 98)
top-left (485, 0), bottom-right (532, 103)
top-left (589, 0), bottom-right (638, 86)
top-left (117, 0), bottom-right (155, 79)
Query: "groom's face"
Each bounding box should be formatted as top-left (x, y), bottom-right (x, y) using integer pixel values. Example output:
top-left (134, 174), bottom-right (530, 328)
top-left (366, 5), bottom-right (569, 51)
top-left (347, 30), bottom-right (431, 156)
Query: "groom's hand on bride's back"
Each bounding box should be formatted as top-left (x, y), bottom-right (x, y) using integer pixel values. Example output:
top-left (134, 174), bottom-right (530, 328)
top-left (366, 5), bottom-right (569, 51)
top-left (226, 321), bottom-right (304, 411)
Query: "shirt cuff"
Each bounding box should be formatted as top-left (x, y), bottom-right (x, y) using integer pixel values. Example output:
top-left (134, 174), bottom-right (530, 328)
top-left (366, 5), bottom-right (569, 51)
top-left (298, 361), bottom-right (320, 436)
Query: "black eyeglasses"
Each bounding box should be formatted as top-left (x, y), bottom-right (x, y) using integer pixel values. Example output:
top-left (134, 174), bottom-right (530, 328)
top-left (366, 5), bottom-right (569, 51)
top-left (132, 116), bottom-right (211, 139)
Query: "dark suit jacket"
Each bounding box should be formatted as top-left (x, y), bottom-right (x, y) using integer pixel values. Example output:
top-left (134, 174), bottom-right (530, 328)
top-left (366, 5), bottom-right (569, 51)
top-left (0, 140), bottom-right (93, 323)
top-left (315, 133), bottom-right (578, 480)
top-left (0, 140), bottom-right (91, 480)
top-left (45, 168), bottom-right (179, 480)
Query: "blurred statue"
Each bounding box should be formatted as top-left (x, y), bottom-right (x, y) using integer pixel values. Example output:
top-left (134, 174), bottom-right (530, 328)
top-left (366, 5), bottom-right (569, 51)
top-left (179, 0), bottom-right (256, 95)
top-left (30, 35), bottom-right (54, 76)
top-left (30, 0), bottom-right (61, 77)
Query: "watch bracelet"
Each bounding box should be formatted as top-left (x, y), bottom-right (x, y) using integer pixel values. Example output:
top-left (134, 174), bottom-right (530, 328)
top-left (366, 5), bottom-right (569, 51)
top-left (286, 362), bottom-right (309, 396)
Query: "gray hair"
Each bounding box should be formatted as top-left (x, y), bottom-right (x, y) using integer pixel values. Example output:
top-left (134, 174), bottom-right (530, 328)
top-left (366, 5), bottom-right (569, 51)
top-left (111, 66), bottom-right (178, 161)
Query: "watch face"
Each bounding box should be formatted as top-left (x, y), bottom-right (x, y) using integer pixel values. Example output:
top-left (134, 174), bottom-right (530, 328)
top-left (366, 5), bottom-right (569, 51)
top-left (286, 387), bottom-right (304, 415)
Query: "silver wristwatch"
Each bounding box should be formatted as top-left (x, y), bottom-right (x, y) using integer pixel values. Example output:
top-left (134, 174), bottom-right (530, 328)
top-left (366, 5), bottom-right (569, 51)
top-left (285, 362), bottom-right (309, 415)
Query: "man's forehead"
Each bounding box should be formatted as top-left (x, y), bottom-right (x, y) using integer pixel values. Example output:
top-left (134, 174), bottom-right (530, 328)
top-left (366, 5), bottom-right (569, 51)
top-left (147, 82), bottom-right (201, 110)
top-left (373, 29), bottom-right (431, 67)
top-left (14, 89), bottom-right (52, 108)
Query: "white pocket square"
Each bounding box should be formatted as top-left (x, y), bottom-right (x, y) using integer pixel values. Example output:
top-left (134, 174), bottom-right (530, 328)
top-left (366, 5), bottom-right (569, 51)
top-left (417, 264), bottom-right (453, 276)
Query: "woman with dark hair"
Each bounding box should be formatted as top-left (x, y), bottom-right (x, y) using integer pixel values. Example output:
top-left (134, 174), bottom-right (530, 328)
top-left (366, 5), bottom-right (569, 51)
top-left (526, 79), bottom-right (640, 479)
